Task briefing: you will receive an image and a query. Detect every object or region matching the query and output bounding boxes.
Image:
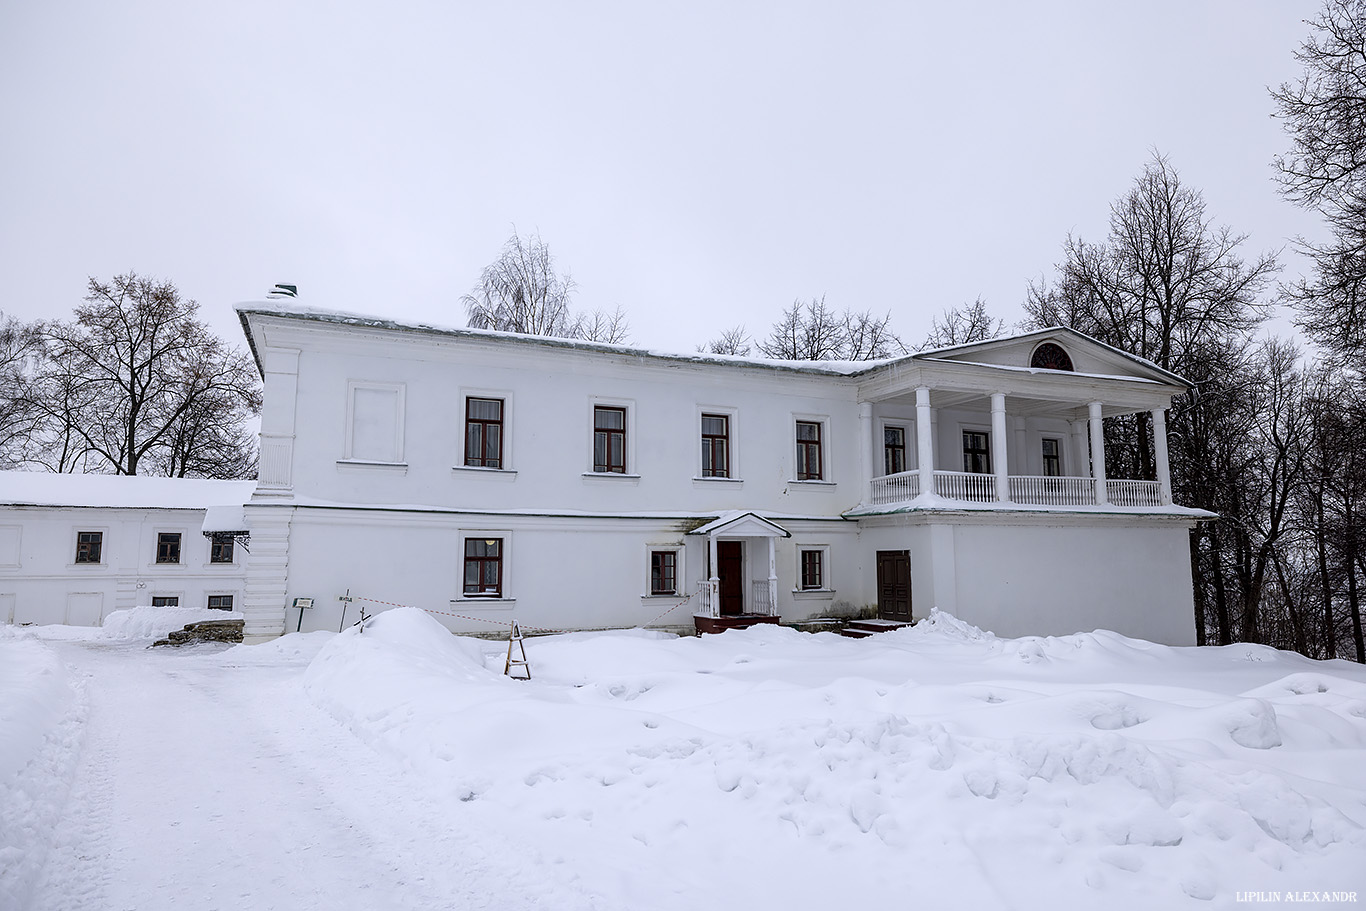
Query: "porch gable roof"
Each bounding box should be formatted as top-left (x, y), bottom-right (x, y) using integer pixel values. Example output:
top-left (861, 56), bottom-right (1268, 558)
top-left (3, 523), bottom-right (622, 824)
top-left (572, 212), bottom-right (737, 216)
top-left (687, 511), bottom-right (791, 538)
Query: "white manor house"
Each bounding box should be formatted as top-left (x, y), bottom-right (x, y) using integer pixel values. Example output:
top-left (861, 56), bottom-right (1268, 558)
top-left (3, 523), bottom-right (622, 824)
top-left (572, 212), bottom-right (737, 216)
top-left (222, 299), bottom-right (1208, 645)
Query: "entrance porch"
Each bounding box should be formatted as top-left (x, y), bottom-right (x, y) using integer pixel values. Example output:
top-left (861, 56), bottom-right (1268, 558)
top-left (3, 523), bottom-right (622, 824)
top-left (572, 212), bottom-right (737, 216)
top-left (687, 512), bottom-right (790, 634)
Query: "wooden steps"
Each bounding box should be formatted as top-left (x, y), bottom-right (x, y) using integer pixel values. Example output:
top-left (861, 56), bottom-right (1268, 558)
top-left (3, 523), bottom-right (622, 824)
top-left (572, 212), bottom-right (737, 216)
top-left (838, 618), bottom-right (912, 639)
top-left (694, 614), bottom-right (783, 635)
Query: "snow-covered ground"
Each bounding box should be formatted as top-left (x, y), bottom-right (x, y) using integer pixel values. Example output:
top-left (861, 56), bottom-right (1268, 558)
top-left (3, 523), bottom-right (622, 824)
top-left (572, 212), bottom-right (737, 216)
top-left (3, 609), bottom-right (1365, 910)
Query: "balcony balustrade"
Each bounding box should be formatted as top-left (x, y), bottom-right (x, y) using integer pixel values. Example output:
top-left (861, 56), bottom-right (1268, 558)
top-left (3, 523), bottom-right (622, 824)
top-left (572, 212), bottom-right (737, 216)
top-left (866, 471), bottom-right (1164, 509)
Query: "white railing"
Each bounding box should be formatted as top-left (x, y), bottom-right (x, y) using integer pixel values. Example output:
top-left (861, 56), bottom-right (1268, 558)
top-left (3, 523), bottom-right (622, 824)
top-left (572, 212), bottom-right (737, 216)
top-left (695, 580), bottom-right (718, 618)
top-left (751, 580), bottom-right (775, 616)
top-left (864, 471), bottom-right (1165, 508)
top-left (1106, 479), bottom-right (1163, 507)
top-left (1009, 475), bottom-right (1096, 506)
top-left (932, 470), bottom-right (997, 502)
top-left (869, 470), bottom-right (920, 505)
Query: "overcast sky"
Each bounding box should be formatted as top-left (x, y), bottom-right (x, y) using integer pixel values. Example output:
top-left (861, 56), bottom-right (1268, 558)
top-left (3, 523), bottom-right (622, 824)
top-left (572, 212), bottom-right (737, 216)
top-left (0, 1), bottom-right (1327, 353)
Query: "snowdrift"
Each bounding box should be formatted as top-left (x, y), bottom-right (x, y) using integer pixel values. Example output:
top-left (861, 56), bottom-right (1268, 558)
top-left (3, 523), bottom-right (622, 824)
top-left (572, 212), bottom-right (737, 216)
top-left (101, 606), bottom-right (244, 640)
top-left (302, 609), bottom-right (1366, 910)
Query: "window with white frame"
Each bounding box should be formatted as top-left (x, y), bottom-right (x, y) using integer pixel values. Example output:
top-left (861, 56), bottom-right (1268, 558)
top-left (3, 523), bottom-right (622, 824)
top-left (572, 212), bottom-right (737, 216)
top-left (700, 414), bottom-right (730, 478)
top-left (593, 405), bottom-right (628, 473)
top-left (884, 425), bottom-right (907, 475)
top-left (1041, 438), bottom-right (1063, 477)
top-left (796, 545), bottom-right (831, 591)
top-left (465, 397), bottom-right (505, 468)
top-left (795, 420), bottom-right (824, 481)
top-left (463, 537), bottom-right (504, 596)
top-left (345, 381), bottom-right (405, 463)
top-left (650, 550), bottom-right (678, 595)
top-left (962, 430), bottom-right (991, 474)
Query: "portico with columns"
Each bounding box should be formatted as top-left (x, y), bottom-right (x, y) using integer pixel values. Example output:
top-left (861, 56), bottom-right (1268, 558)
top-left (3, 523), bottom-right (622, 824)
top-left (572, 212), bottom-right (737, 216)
top-left (853, 329), bottom-right (1181, 513)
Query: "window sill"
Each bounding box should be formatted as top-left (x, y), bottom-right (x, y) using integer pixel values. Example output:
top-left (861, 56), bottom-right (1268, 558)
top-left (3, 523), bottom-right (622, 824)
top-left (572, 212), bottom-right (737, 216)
top-left (787, 479), bottom-right (837, 487)
top-left (452, 466), bottom-right (517, 480)
top-left (451, 597), bottom-right (515, 610)
top-left (640, 593), bottom-right (682, 602)
top-left (582, 472), bottom-right (641, 483)
top-left (791, 589), bottom-right (836, 601)
top-left (336, 459), bottom-right (409, 474)
top-left (692, 476), bottom-right (744, 485)
top-left (201, 563), bottom-right (239, 569)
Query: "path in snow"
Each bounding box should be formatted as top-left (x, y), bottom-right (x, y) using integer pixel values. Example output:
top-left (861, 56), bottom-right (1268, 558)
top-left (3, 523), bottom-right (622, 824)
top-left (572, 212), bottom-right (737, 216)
top-left (28, 640), bottom-right (592, 911)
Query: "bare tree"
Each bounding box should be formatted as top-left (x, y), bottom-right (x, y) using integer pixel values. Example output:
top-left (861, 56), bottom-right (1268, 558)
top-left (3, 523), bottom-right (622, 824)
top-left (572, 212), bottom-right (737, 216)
top-left (1272, 0), bottom-right (1366, 356)
top-left (0, 313), bottom-right (41, 467)
top-left (462, 230), bottom-right (577, 336)
top-left (918, 298), bottom-right (1005, 350)
top-left (700, 325), bottom-right (753, 356)
top-left (756, 297), bottom-right (904, 361)
top-left (1026, 154), bottom-right (1278, 377)
top-left (462, 230), bottom-right (631, 343)
top-left (571, 306), bottom-right (631, 344)
top-left (32, 273), bottom-right (261, 477)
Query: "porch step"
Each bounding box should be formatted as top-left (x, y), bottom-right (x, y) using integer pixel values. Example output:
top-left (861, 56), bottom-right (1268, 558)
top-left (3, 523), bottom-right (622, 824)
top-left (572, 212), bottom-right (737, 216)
top-left (694, 614), bottom-right (782, 635)
top-left (838, 619), bottom-right (912, 639)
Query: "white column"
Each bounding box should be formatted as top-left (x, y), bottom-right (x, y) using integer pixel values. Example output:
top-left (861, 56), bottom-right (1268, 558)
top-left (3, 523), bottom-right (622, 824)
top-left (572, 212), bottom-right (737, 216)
top-left (1089, 401), bottom-right (1108, 504)
top-left (1152, 407), bottom-right (1172, 505)
top-left (991, 393), bottom-right (1010, 501)
top-left (915, 386), bottom-right (934, 498)
top-left (707, 533), bottom-right (720, 618)
top-left (767, 537), bottom-right (778, 617)
top-left (1069, 420), bottom-right (1089, 477)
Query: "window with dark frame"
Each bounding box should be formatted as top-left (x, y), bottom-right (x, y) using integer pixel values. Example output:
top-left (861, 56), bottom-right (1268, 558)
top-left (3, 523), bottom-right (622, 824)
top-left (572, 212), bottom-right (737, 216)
top-left (210, 534), bottom-right (234, 564)
top-left (75, 531), bottom-right (102, 564)
top-left (156, 532), bottom-right (182, 564)
top-left (1042, 438), bottom-right (1062, 477)
top-left (463, 537), bottom-right (503, 596)
top-left (884, 426), bottom-right (907, 476)
top-left (465, 397), bottom-right (504, 468)
top-left (593, 406), bottom-right (627, 473)
top-left (151, 596), bottom-right (179, 607)
top-left (800, 550), bottom-right (824, 590)
top-left (963, 431), bottom-right (991, 474)
top-left (650, 550), bottom-right (677, 595)
top-left (207, 594), bottom-right (234, 610)
top-left (796, 421), bottom-right (823, 480)
top-left (701, 414), bottom-right (730, 478)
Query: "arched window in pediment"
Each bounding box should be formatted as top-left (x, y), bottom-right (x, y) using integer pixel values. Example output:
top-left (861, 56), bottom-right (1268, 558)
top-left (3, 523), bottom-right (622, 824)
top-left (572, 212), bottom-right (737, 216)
top-left (1030, 342), bottom-right (1074, 371)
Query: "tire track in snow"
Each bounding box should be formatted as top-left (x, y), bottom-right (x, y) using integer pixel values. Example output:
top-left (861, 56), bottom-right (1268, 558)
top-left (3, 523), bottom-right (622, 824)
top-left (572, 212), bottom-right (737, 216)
top-left (28, 642), bottom-right (600, 911)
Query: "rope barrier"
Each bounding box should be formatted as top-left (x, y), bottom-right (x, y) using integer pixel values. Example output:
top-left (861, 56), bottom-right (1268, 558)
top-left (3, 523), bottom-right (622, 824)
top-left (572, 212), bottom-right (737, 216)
top-left (348, 589), bottom-right (699, 636)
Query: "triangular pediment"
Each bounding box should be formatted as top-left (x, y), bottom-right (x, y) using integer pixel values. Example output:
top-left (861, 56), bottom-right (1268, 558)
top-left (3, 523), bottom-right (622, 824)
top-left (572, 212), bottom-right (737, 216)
top-left (913, 327), bottom-right (1187, 387)
top-left (687, 511), bottom-right (791, 538)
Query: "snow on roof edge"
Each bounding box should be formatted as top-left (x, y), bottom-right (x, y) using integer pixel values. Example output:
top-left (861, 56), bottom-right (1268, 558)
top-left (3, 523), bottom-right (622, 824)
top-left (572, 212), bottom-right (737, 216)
top-left (235, 300), bottom-right (889, 378)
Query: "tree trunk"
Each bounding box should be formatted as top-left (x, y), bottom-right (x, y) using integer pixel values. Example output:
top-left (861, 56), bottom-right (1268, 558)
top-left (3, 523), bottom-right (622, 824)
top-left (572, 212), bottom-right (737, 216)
top-left (1210, 526), bottom-right (1232, 645)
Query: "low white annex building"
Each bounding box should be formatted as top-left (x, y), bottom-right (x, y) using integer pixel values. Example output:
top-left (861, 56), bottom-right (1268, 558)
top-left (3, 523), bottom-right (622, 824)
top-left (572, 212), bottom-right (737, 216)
top-left (0, 472), bottom-right (254, 626)
top-left (235, 299), bottom-right (1210, 645)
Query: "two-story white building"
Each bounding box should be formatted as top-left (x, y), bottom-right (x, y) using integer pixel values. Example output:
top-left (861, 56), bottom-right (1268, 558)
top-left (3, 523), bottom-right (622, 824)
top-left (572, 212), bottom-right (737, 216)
top-left (0, 472), bottom-right (254, 626)
top-left (235, 299), bottom-right (1210, 645)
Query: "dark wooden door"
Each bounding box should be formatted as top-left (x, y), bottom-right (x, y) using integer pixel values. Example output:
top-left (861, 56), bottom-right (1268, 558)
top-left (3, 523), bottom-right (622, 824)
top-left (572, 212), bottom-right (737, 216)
top-left (877, 550), bottom-right (911, 622)
top-left (717, 541), bottom-right (744, 616)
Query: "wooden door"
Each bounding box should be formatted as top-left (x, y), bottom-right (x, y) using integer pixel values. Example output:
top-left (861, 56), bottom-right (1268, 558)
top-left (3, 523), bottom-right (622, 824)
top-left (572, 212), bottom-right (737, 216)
top-left (717, 541), bottom-right (744, 616)
top-left (876, 550), bottom-right (911, 622)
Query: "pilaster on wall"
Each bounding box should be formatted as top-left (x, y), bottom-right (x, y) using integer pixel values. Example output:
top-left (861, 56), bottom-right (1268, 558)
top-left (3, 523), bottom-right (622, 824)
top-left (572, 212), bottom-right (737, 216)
top-left (256, 347), bottom-right (301, 495)
top-left (242, 504), bottom-right (293, 642)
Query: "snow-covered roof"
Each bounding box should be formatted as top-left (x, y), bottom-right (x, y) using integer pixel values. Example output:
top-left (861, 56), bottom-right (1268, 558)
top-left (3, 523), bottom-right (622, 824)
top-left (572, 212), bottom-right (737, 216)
top-left (236, 299), bottom-right (1188, 391)
top-left (0, 471), bottom-right (256, 510)
top-left (236, 299), bottom-right (890, 377)
top-left (201, 503), bottom-right (249, 533)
